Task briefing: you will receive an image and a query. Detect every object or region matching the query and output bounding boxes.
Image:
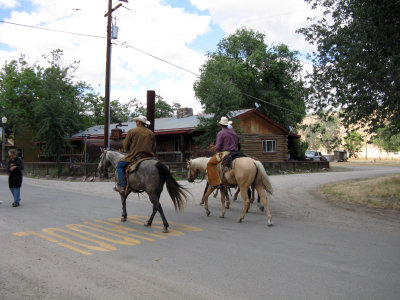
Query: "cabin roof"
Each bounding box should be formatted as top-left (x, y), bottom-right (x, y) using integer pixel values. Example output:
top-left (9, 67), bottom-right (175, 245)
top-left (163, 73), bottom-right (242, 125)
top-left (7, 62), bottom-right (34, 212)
top-left (71, 108), bottom-right (290, 139)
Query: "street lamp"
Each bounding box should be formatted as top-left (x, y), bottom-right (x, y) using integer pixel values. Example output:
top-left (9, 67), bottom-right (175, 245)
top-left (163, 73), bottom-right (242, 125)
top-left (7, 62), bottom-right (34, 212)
top-left (1, 116), bottom-right (7, 165)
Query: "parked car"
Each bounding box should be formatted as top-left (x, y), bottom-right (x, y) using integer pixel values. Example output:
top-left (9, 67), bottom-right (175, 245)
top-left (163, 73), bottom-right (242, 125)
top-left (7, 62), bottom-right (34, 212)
top-left (305, 150), bottom-right (323, 161)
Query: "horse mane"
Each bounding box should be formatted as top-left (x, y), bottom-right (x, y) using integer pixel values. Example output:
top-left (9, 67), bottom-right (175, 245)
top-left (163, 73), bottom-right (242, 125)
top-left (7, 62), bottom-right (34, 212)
top-left (191, 157), bottom-right (210, 172)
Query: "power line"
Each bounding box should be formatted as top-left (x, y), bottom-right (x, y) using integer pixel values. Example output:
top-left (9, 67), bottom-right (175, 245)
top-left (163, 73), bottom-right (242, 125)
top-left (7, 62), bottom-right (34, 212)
top-left (115, 41), bottom-right (302, 116)
top-left (0, 20), bottom-right (303, 116)
top-left (0, 20), bottom-right (106, 39)
top-left (115, 41), bottom-right (199, 76)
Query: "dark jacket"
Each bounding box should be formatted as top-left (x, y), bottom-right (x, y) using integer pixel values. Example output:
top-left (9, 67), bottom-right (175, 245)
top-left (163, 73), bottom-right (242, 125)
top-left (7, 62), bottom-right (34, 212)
top-left (7, 157), bottom-right (24, 188)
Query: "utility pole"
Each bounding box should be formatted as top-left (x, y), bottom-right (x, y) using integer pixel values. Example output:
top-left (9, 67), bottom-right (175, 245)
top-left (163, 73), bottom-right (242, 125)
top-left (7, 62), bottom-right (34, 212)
top-left (104, 0), bottom-right (127, 149)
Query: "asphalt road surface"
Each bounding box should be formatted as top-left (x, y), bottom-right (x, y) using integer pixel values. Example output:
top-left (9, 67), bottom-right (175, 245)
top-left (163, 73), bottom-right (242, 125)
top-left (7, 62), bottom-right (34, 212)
top-left (1, 164), bottom-right (399, 300)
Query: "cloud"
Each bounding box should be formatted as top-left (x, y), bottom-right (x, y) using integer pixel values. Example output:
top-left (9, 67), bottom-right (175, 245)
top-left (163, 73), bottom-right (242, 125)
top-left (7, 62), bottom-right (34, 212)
top-left (0, 0), bottom-right (322, 116)
top-left (0, 0), bottom-right (19, 9)
top-left (0, 0), bottom-right (212, 114)
top-left (190, 0), bottom-right (321, 54)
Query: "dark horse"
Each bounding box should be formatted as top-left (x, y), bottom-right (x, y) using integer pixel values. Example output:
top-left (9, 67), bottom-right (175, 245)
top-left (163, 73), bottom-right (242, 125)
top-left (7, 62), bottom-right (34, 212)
top-left (98, 149), bottom-right (188, 233)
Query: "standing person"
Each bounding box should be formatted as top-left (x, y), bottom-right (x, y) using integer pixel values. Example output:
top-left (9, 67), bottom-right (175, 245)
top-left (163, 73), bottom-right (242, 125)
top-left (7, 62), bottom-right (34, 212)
top-left (206, 116), bottom-right (239, 188)
top-left (114, 115), bottom-right (156, 193)
top-left (7, 149), bottom-right (24, 207)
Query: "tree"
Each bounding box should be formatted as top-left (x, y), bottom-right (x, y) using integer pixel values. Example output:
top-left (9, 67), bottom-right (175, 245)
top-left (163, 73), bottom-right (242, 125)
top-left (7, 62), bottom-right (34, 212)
top-left (193, 28), bottom-right (308, 146)
top-left (298, 0), bottom-right (400, 134)
top-left (130, 95), bottom-right (181, 119)
top-left (343, 130), bottom-right (364, 158)
top-left (372, 127), bottom-right (400, 153)
top-left (33, 50), bottom-right (89, 167)
top-left (302, 114), bottom-right (342, 153)
top-left (0, 55), bottom-right (41, 136)
top-left (0, 50), bottom-right (95, 167)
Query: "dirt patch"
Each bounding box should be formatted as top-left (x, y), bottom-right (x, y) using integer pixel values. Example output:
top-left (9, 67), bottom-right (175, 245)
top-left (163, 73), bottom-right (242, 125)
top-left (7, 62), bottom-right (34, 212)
top-left (320, 174), bottom-right (400, 210)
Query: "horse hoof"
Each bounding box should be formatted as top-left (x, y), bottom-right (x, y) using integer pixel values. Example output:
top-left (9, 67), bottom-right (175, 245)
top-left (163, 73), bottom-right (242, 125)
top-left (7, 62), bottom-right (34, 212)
top-left (144, 222), bottom-right (151, 227)
top-left (163, 227), bottom-right (169, 233)
top-left (200, 202), bottom-right (204, 206)
top-left (267, 221), bottom-right (273, 227)
top-left (206, 211), bottom-right (211, 217)
top-left (259, 206), bottom-right (265, 212)
top-left (225, 205), bottom-right (230, 209)
top-left (121, 218), bottom-right (127, 222)
top-left (219, 215), bottom-right (224, 218)
top-left (237, 218), bottom-right (242, 223)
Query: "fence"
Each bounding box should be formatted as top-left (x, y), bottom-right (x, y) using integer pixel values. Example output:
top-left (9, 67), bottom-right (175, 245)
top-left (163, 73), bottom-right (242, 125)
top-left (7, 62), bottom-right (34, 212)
top-left (18, 160), bottom-right (329, 178)
top-left (23, 162), bottom-right (100, 177)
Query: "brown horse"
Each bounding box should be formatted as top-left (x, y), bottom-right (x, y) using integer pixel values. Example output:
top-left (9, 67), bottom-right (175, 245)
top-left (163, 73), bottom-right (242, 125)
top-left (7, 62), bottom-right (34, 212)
top-left (187, 156), bottom-right (274, 226)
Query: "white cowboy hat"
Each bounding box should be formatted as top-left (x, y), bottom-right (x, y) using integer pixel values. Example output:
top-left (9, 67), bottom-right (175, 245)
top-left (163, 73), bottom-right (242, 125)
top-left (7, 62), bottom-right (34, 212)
top-left (218, 116), bottom-right (232, 126)
top-left (132, 115), bottom-right (151, 125)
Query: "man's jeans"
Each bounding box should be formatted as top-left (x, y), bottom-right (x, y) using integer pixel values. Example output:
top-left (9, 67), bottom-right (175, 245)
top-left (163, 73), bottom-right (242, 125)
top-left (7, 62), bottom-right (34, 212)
top-left (10, 188), bottom-right (21, 204)
top-left (116, 161), bottom-right (130, 187)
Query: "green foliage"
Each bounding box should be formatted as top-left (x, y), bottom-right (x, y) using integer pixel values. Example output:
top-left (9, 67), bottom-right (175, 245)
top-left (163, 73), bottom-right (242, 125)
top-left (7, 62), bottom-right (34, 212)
top-left (0, 55), bottom-right (41, 136)
top-left (298, 0), bottom-right (400, 133)
top-left (130, 95), bottom-right (181, 119)
top-left (302, 114), bottom-right (342, 153)
top-left (372, 127), bottom-right (400, 153)
top-left (291, 138), bottom-right (309, 160)
top-left (343, 130), bottom-right (364, 158)
top-left (0, 49), bottom-right (94, 166)
top-left (33, 50), bottom-right (88, 165)
top-left (193, 28), bottom-right (307, 146)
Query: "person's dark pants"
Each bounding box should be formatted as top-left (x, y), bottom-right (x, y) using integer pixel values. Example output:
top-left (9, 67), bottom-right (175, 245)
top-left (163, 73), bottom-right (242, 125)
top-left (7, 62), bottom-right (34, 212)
top-left (116, 161), bottom-right (130, 187)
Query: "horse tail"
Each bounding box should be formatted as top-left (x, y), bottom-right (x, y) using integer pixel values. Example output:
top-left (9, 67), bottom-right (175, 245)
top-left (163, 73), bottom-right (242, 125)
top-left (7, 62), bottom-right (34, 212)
top-left (156, 162), bottom-right (188, 212)
top-left (254, 160), bottom-right (273, 194)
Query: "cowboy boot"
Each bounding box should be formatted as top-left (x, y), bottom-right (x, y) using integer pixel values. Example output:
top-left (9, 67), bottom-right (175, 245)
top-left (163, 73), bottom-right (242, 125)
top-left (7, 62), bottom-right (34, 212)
top-left (113, 184), bottom-right (126, 193)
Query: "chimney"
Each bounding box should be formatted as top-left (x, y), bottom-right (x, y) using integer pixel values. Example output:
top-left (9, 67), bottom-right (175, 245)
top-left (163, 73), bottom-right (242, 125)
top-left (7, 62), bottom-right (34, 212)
top-left (177, 107), bottom-right (193, 119)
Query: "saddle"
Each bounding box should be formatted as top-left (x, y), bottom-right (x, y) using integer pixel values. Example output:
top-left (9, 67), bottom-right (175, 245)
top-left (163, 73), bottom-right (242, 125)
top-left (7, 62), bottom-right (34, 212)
top-left (218, 152), bottom-right (248, 187)
top-left (221, 152), bottom-right (248, 170)
top-left (123, 155), bottom-right (157, 192)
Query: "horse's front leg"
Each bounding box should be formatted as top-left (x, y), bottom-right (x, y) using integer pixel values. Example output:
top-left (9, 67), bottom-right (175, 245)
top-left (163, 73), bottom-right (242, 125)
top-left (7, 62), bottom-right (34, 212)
top-left (120, 193), bottom-right (128, 222)
top-left (219, 188), bottom-right (227, 218)
top-left (202, 185), bottom-right (213, 216)
top-left (200, 182), bottom-right (209, 205)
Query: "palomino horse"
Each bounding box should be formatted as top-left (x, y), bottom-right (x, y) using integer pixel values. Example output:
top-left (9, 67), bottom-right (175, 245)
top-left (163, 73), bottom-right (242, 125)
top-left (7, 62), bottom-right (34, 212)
top-left (187, 156), bottom-right (273, 226)
top-left (98, 149), bottom-right (188, 233)
top-left (185, 157), bottom-right (232, 208)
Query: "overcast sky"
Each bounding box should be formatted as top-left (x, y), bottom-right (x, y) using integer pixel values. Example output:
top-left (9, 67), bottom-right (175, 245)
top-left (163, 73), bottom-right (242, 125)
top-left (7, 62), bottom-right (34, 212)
top-left (0, 0), bottom-right (322, 114)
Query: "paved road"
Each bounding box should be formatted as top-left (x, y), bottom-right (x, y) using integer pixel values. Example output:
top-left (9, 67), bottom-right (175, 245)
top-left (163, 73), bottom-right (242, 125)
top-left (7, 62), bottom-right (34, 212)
top-left (1, 165), bottom-right (399, 299)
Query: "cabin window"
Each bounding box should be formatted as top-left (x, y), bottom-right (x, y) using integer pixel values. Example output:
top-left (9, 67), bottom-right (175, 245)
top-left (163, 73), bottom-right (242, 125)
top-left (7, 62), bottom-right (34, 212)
top-left (174, 140), bottom-right (182, 152)
top-left (262, 140), bottom-right (276, 153)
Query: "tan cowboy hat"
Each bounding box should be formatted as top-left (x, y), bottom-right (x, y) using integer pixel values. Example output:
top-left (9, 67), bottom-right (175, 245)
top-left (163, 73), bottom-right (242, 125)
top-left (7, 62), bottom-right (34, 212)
top-left (132, 115), bottom-right (151, 125)
top-left (218, 116), bottom-right (232, 126)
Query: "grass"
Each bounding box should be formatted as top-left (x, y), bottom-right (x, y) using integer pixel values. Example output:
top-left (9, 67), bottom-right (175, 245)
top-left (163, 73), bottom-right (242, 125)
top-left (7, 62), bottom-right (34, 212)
top-left (321, 174), bottom-right (400, 210)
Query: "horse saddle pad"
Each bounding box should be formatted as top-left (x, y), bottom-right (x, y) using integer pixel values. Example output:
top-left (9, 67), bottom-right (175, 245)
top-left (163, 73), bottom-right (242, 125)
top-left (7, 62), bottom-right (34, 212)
top-left (126, 157), bottom-right (156, 174)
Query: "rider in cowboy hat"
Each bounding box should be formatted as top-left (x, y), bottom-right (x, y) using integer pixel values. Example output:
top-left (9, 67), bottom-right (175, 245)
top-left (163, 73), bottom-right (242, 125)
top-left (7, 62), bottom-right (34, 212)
top-left (114, 115), bottom-right (156, 193)
top-left (206, 116), bottom-right (239, 188)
